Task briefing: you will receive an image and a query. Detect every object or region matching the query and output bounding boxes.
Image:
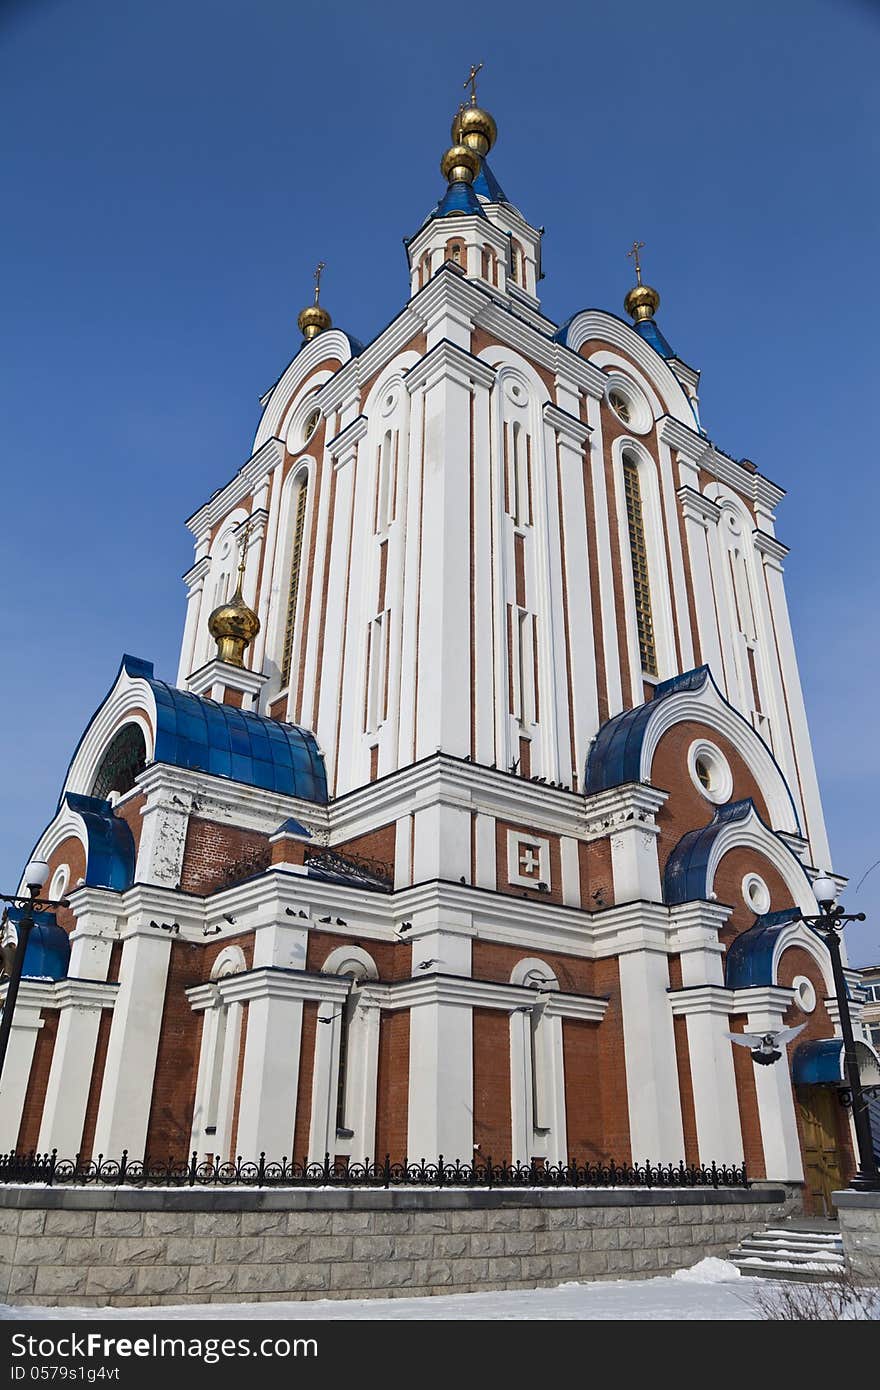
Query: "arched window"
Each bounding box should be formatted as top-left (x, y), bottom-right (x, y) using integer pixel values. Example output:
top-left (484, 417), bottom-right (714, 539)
top-left (509, 960), bottom-right (567, 1165)
top-left (280, 473), bottom-right (309, 689)
top-left (309, 947), bottom-right (380, 1162)
top-left (621, 454), bottom-right (657, 676)
top-left (90, 724), bottom-right (147, 801)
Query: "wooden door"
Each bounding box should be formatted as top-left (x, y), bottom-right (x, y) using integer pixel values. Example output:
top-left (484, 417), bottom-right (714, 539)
top-left (796, 1085), bottom-right (844, 1217)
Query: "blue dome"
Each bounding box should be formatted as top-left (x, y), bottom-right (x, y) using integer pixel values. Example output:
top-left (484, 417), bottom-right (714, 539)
top-left (6, 909), bottom-right (70, 981)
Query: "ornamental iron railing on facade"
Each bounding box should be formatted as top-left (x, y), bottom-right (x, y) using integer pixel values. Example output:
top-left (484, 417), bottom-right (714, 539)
top-left (0, 1151), bottom-right (748, 1189)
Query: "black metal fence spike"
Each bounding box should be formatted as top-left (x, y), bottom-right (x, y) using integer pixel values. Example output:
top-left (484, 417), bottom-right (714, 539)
top-left (0, 1151), bottom-right (750, 1191)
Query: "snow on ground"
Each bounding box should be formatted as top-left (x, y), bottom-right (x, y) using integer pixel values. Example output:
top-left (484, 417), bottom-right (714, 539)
top-left (3, 1260), bottom-right (773, 1320)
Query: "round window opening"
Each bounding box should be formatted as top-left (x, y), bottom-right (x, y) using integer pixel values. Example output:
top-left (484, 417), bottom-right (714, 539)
top-left (91, 724), bottom-right (147, 802)
top-left (742, 872), bottom-right (771, 916)
top-left (792, 975), bottom-right (817, 1014)
top-left (687, 739), bottom-right (733, 805)
top-left (303, 409), bottom-right (321, 443)
top-left (605, 376), bottom-right (652, 433)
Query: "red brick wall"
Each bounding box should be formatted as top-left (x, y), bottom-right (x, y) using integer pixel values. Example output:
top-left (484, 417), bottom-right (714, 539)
top-left (113, 793), bottom-right (145, 854)
top-left (228, 1001), bottom-right (248, 1160)
top-left (473, 1008), bottom-right (511, 1158)
top-left (180, 819), bottom-right (270, 894)
top-left (335, 824), bottom-right (396, 876)
top-left (579, 838), bottom-right (614, 910)
top-left (668, 955), bottom-right (699, 1165)
top-left (713, 846), bottom-right (794, 944)
top-left (292, 1002), bottom-right (317, 1160)
top-left (79, 1008), bottom-right (113, 1162)
top-left (729, 1014), bottom-right (766, 1178)
top-left (471, 939), bottom-right (594, 995)
top-left (375, 1010), bottom-right (409, 1162)
top-left (144, 939), bottom-right (204, 1155)
top-left (305, 930), bottom-right (408, 980)
top-left (653, 719), bottom-right (771, 877)
top-left (16, 1011), bottom-right (58, 1153)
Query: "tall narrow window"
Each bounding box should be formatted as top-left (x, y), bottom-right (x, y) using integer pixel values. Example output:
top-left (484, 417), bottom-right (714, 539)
top-left (335, 991), bottom-right (356, 1136)
top-left (622, 455), bottom-right (657, 676)
top-left (280, 475), bottom-right (309, 688)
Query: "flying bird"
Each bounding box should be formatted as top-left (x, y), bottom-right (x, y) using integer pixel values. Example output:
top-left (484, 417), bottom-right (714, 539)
top-left (725, 1023), bottom-right (806, 1065)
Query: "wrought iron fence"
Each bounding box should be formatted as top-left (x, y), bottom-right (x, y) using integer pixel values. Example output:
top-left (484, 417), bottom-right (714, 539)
top-left (0, 1150), bottom-right (748, 1189)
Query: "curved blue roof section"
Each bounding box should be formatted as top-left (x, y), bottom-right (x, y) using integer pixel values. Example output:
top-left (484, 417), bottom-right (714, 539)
top-left (792, 1038), bottom-right (844, 1086)
top-left (6, 908), bottom-right (70, 981)
top-left (122, 657), bottom-right (328, 802)
top-left (634, 317), bottom-right (676, 359)
top-left (724, 907), bottom-right (801, 989)
top-left (665, 799), bottom-right (759, 906)
top-left (66, 793), bottom-right (136, 891)
top-left (473, 159), bottom-right (508, 204)
top-left (585, 666), bottom-right (713, 794)
top-left (433, 181), bottom-right (486, 220)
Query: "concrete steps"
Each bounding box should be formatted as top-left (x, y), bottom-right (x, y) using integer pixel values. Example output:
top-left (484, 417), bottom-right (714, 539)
top-left (729, 1225), bottom-right (845, 1282)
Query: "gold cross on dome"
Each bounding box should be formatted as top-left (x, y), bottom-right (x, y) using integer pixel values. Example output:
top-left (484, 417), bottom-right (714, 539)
top-left (627, 239), bottom-right (646, 286)
top-left (463, 62), bottom-right (483, 104)
top-left (313, 260), bottom-right (326, 304)
top-left (235, 515), bottom-right (257, 580)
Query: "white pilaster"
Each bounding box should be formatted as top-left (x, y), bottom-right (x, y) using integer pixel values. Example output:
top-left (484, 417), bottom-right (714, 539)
top-left (229, 972), bottom-right (305, 1162)
top-left (618, 948), bottom-right (685, 1163)
top-left (407, 999), bottom-right (473, 1160)
top-left (0, 983), bottom-right (51, 1151)
top-left (669, 987), bottom-right (744, 1165)
top-left (92, 930), bottom-right (173, 1157)
top-left (37, 981), bottom-right (118, 1157)
top-left (738, 986), bottom-right (804, 1182)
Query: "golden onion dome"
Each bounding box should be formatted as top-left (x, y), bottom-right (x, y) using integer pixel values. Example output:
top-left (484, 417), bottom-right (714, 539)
top-left (624, 282), bottom-right (661, 323)
top-left (440, 142), bottom-right (481, 186)
top-left (208, 583), bottom-right (260, 668)
top-left (451, 104), bottom-right (497, 158)
top-left (297, 302), bottom-right (332, 341)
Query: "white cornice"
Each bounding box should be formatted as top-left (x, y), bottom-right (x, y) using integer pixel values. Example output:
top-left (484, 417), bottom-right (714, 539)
top-left (404, 339), bottom-right (497, 394)
top-left (730, 986), bottom-right (795, 1014)
top-left (325, 413), bottom-right (369, 462)
top-left (753, 530), bottom-right (789, 564)
top-left (186, 438), bottom-right (285, 540)
top-left (581, 783), bottom-right (669, 840)
top-left (182, 556), bottom-right (211, 589)
top-left (134, 762), bottom-right (328, 838)
top-left (677, 485), bottom-right (722, 525)
top-left (661, 417), bottom-right (784, 511)
top-left (668, 985), bottom-right (735, 1017)
top-left (214, 967), bottom-right (352, 1008)
top-left (542, 402), bottom-right (591, 445)
top-left (53, 978), bottom-right (119, 1010)
top-left (186, 660), bottom-right (269, 699)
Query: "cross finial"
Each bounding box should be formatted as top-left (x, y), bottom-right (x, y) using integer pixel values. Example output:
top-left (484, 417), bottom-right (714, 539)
top-left (627, 240), bottom-right (645, 286)
top-left (463, 61), bottom-right (483, 105)
top-left (313, 260), bottom-right (326, 305)
top-left (235, 516), bottom-right (257, 586)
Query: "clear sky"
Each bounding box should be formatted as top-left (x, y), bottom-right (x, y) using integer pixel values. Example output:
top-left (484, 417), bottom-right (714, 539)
top-left (2, 0), bottom-right (879, 962)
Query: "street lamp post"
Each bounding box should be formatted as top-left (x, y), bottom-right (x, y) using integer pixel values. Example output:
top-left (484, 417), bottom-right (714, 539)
top-left (799, 874), bottom-right (880, 1192)
top-left (0, 859), bottom-right (60, 1090)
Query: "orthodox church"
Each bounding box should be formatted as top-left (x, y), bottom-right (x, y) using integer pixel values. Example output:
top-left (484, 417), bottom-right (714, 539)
top-left (4, 79), bottom-right (877, 1214)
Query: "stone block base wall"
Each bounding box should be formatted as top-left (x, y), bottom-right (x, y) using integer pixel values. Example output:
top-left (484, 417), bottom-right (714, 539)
top-left (834, 1191), bottom-right (880, 1281)
top-left (0, 1186), bottom-right (793, 1308)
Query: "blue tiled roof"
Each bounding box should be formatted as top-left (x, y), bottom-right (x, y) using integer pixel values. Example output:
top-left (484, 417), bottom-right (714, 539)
top-left (473, 159), bottom-right (508, 203)
top-left (65, 657), bottom-right (328, 806)
top-left (791, 1038), bottom-right (844, 1086)
top-left (724, 907), bottom-right (801, 989)
top-left (66, 793), bottom-right (136, 891)
top-left (433, 181), bottom-right (486, 220)
top-left (6, 908), bottom-right (70, 981)
top-left (634, 317), bottom-right (676, 359)
top-left (664, 799), bottom-right (757, 906)
top-left (585, 666), bottom-right (714, 794)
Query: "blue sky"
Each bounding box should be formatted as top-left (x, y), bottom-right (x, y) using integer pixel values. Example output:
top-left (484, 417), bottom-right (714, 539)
top-left (2, 0), bottom-right (879, 962)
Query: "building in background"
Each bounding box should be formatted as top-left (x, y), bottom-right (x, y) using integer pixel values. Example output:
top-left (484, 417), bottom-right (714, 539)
top-left (3, 85), bottom-right (878, 1214)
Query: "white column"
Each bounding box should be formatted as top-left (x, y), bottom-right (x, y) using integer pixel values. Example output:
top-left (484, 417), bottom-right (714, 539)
top-left (37, 982), bottom-right (117, 1157)
top-left (135, 778), bottom-right (193, 888)
top-left (176, 549), bottom-right (210, 686)
top-left (677, 485), bottom-right (725, 685)
top-left (0, 984), bottom-right (50, 1151)
top-left (407, 999), bottom-right (473, 1160)
top-left (618, 948), bottom-right (685, 1163)
top-left (230, 973), bottom-right (304, 1162)
top-left (669, 988), bottom-right (744, 1165)
top-left (553, 415), bottom-right (599, 782)
top-left (92, 930), bottom-right (173, 1157)
top-left (414, 354), bottom-right (473, 760)
top-left (759, 544), bottom-right (831, 870)
top-left (739, 987), bottom-right (804, 1182)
